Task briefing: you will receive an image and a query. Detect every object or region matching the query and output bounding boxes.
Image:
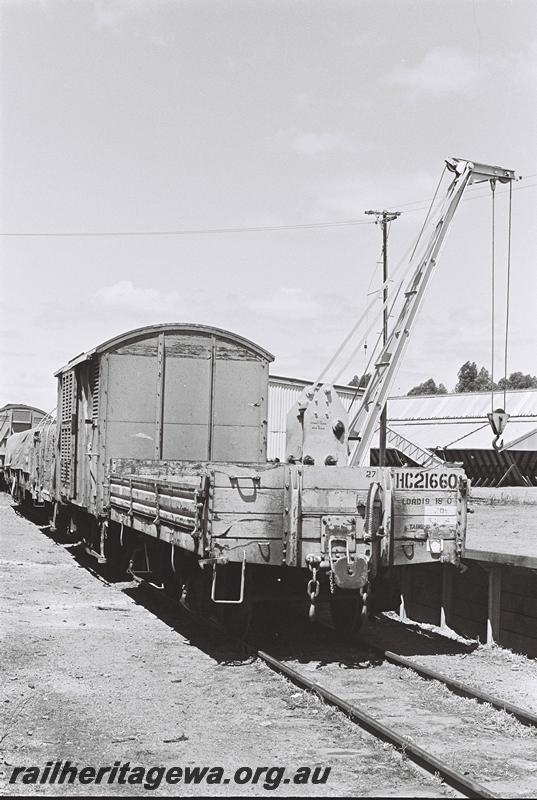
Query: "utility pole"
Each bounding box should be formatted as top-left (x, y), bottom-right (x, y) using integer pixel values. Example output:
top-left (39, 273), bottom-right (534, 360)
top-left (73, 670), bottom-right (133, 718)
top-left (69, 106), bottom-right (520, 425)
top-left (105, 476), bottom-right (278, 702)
top-left (365, 209), bottom-right (401, 466)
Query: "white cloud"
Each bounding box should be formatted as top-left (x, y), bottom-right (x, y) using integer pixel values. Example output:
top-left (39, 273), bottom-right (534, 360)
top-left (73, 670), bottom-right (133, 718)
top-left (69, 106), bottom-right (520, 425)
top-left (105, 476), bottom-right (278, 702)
top-left (514, 38), bottom-right (537, 89)
top-left (96, 280), bottom-right (182, 314)
top-left (384, 47), bottom-right (478, 95)
top-left (92, 0), bottom-right (151, 29)
top-left (275, 128), bottom-right (353, 156)
top-left (293, 132), bottom-right (351, 156)
top-left (247, 287), bottom-right (323, 320)
top-left (315, 167), bottom-right (441, 219)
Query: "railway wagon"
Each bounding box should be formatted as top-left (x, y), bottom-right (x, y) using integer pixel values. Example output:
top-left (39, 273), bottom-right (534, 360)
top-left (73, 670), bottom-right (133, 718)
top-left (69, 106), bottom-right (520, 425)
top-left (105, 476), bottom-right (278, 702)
top-left (51, 321), bottom-right (271, 520)
top-left (4, 415), bottom-right (56, 505)
top-left (0, 404), bottom-right (47, 487)
top-left (8, 157), bottom-right (519, 634)
top-left (3, 322), bottom-right (465, 636)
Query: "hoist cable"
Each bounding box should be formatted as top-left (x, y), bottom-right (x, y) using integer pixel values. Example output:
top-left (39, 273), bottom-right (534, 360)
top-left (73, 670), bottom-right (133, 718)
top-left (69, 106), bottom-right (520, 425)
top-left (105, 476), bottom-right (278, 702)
top-left (318, 167), bottom-right (448, 389)
top-left (331, 251), bottom-right (415, 386)
top-left (345, 168), bottom-right (453, 410)
top-left (313, 245), bottom-right (415, 386)
top-left (503, 181), bottom-right (513, 409)
top-left (345, 224), bottom-right (436, 409)
top-left (407, 166), bottom-right (447, 264)
top-left (442, 422), bottom-right (490, 450)
top-left (490, 179), bottom-right (496, 412)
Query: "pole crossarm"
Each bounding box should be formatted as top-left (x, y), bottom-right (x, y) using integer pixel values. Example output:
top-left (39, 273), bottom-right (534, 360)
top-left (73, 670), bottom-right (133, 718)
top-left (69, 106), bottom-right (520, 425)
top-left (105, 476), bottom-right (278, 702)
top-left (365, 210), bottom-right (402, 222)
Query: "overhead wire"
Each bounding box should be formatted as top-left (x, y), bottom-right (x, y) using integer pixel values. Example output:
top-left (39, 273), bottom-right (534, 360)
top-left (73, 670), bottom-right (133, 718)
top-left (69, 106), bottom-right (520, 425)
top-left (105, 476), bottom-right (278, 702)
top-left (315, 232), bottom-right (419, 387)
top-left (0, 174), bottom-right (535, 238)
top-left (0, 218), bottom-right (376, 237)
top-left (393, 172), bottom-right (536, 210)
top-left (331, 166), bottom-right (449, 393)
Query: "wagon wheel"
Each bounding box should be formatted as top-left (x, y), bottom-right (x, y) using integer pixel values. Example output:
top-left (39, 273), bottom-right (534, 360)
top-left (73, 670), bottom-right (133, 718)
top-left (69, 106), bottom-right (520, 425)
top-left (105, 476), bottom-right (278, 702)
top-left (329, 588), bottom-right (364, 640)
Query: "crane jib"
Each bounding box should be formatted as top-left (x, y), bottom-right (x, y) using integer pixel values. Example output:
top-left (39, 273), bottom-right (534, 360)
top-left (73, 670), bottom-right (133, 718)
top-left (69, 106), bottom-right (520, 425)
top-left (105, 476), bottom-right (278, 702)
top-left (348, 158), bottom-right (516, 466)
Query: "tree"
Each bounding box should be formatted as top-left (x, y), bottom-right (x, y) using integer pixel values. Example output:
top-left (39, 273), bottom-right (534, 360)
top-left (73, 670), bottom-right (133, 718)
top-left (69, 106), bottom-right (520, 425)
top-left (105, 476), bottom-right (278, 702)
top-left (475, 366), bottom-right (493, 392)
top-left (349, 373), bottom-right (371, 388)
top-left (497, 372), bottom-right (537, 390)
top-left (455, 361), bottom-right (477, 392)
top-left (456, 363), bottom-right (537, 392)
top-left (407, 378), bottom-right (447, 396)
top-left (454, 361), bottom-right (493, 393)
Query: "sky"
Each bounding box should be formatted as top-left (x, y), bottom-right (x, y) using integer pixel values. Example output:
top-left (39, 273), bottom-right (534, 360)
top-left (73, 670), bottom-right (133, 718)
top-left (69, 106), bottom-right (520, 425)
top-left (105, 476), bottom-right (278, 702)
top-left (1, 0), bottom-right (536, 412)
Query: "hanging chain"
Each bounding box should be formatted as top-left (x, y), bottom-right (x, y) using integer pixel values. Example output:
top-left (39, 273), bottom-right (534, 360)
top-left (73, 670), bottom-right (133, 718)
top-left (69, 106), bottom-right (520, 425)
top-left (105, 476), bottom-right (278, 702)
top-left (306, 556), bottom-right (321, 621)
top-left (307, 567), bottom-right (320, 602)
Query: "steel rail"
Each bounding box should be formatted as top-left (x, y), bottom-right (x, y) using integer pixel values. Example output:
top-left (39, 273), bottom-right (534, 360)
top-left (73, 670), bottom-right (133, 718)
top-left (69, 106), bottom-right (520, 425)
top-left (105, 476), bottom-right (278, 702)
top-left (318, 615), bottom-right (537, 730)
top-left (256, 648), bottom-right (497, 799)
top-left (44, 547), bottom-right (510, 800)
top-left (125, 581), bottom-right (498, 798)
top-left (121, 578), bottom-right (497, 797)
top-left (377, 648), bottom-right (537, 729)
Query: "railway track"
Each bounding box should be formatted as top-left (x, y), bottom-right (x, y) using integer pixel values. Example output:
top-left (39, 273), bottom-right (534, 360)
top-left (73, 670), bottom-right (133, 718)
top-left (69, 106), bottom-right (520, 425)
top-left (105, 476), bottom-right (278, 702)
top-left (122, 577), bottom-right (536, 799)
top-left (45, 530), bottom-right (537, 799)
top-left (256, 649), bottom-right (495, 799)
top-left (365, 640), bottom-right (537, 729)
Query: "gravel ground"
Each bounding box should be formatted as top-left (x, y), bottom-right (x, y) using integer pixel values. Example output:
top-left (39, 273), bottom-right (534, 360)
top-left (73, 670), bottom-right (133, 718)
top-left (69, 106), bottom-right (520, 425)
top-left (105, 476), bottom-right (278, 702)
top-left (0, 494), bottom-right (455, 798)
top-left (263, 620), bottom-right (537, 798)
top-left (362, 615), bottom-right (537, 715)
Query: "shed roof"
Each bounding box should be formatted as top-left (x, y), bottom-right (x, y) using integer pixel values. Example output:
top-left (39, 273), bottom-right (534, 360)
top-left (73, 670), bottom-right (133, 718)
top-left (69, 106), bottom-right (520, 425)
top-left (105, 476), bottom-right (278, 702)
top-left (501, 426), bottom-right (537, 452)
top-left (386, 389), bottom-right (537, 421)
top-left (267, 377), bottom-right (537, 456)
top-left (371, 389), bottom-right (536, 452)
top-left (371, 420), bottom-right (534, 451)
top-left (269, 374), bottom-right (363, 396)
top-left (55, 323), bottom-right (274, 376)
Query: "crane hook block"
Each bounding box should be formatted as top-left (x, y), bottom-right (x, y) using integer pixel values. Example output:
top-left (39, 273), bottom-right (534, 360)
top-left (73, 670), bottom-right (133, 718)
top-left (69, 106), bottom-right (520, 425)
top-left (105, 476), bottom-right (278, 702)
top-left (488, 408), bottom-right (510, 451)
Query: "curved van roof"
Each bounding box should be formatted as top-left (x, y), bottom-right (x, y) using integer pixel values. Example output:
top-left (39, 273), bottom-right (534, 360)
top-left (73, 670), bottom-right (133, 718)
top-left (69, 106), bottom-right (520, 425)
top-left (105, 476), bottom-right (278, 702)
top-left (0, 404), bottom-right (47, 415)
top-left (54, 323), bottom-right (274, 376)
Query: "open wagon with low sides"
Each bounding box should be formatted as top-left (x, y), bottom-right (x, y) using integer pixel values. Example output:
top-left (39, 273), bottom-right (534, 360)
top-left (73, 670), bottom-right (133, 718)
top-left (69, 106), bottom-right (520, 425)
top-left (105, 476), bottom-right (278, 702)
top-left (105, 385), bottom-right (468, 635)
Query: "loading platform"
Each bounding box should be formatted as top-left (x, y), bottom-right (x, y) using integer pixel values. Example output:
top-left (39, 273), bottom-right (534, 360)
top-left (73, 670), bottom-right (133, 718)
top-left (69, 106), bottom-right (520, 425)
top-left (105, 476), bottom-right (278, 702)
top-left (400, 488), bottom-right (537, 657)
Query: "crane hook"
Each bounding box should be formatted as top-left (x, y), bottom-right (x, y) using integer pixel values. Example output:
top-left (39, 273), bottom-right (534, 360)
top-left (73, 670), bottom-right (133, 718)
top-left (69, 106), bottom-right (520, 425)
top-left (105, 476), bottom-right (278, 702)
top-left (492, 433), bottom-right (504, 452)
top-left (487, 408), bottom-right (509, 452)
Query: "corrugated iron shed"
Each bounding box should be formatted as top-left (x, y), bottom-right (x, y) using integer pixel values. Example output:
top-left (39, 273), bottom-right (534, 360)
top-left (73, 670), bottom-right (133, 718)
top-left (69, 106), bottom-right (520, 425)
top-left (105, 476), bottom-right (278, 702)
top-left (501, 426), bottom-right (537, 453)
top-left (386, 389), bottom-right (536, 423)
top-left (268, 378), bottom-right (537, 486)
top-left (267, 375), bottom-right (361, 461)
